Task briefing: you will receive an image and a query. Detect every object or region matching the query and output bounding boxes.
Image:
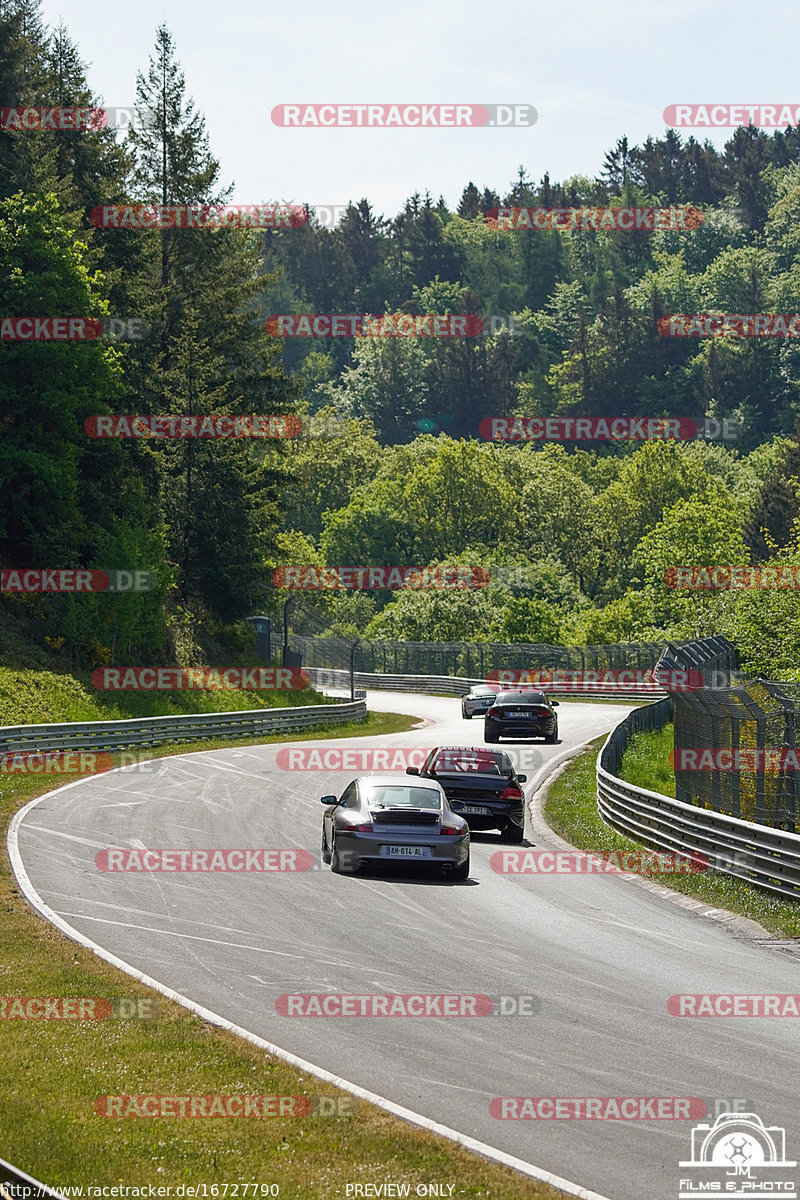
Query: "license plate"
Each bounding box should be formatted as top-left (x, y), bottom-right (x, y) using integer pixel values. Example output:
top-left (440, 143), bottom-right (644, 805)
top-left (460, 805), bottom-right (491, 815)
top-left (510, 711), bottom-right (530, 718)
top-left (380, 845), bottom-right (433, 857)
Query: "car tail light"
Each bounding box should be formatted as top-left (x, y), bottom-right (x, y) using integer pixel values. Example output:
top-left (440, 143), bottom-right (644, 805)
top-left (352, 822), bottom-right (373, 832)
top-left (487, 707), bottom-right (501, 718)
top-left (499, 786), bottom-right (523, 800)
top-left (533, 707), bottom-right (550, 716)
top-left (440, 824), bottom-right (461, 835)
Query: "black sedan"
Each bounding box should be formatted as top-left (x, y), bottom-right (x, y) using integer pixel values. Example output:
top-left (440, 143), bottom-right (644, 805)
top-left (484, 689), bottom-right (559, 744)
top-left (321, 774), bottom-right (470, 879)
top-left (407, 746), bottom-right (527, 843)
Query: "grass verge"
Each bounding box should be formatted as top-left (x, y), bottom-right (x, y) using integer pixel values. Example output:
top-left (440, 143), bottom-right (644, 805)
top-left (1, 710), bottom-right (565, 1199)
top-left (543, 734), bottom-right (800, 938)
top-left (0, 664), bottom-right (343, 726)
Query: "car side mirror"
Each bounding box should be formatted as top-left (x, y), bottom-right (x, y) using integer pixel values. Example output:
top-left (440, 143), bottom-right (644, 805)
top-left (517, 774), bottom-right (527, 783)
top-left (551, 700), bottom-right (559, 707)
top-left (405, 766), bottom-right (420, 775)
top-left (320, 795), bottom-right (339, 805)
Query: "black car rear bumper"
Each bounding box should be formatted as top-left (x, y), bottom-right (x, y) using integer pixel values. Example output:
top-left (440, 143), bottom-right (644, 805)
top-left (447, 797), bottom-right (524, 830)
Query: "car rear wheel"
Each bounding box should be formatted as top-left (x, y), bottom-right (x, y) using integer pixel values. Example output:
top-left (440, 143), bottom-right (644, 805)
top-left (451, 853), bottom-right (470, 881)
top-left (321, 829), bottom-right (331, 864)
top-left (544, 730), bottom-right (557, 744)
top-left (503, 820), bottom-right (525, 843)
top-left (485, 726), bottom-right (499, 743)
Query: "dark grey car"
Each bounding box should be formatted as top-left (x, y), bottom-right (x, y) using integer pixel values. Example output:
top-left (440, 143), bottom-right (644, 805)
top-left (321, 774), bottom-right (470, 880)
top-left (484, 689), bottom-right (559, 744)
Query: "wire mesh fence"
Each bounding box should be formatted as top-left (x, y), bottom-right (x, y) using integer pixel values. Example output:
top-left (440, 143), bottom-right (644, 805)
top-left (289, 635), bottom-right (668, 679)
top-left (658, 639), bottom-right (800, 834)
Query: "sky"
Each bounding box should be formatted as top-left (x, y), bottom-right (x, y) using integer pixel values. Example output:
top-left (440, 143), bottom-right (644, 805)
top-left (38, 0), bottom-right (800, 219)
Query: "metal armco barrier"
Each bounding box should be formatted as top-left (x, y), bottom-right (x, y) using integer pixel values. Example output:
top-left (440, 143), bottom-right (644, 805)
top-left (0, 1154), bottom-right (66, 1198)
top-left (597, 699), bottom-right (800, 899)
top-left (304, 667), bottom-right (665, 701)
top-left (0, 700), bottom-right (366, 757)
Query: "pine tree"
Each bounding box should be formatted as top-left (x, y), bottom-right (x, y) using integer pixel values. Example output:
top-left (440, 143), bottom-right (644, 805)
top-left (125, 24), bottom-right (299, 625)
top-left (457, 182), bottom-right (481, 219)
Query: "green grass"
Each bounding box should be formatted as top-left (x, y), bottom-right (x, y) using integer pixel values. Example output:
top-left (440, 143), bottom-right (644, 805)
top-left (0, 710), bottom-right (565, 1198)
top-left (617, 725), bottom-right (677, 796)
top-left (544, 736), bottom-right (800, 937)
top-left (0, 665), bottom-right (345, 726)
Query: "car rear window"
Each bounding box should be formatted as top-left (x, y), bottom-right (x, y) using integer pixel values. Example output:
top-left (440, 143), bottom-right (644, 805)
top-left (367, 785), bottom-right (441, 810)
top-left (431, 749), bottom-right (512, 775)
top-left (495, 690), bottom-right (548, 705)
top-left (433, 750), bottom-right (497, 774)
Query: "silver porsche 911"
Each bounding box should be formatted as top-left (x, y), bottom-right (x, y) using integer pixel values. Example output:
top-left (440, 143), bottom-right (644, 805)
top-left (321, 774), bottom-right (470, 880)
top-left (461, 684), bottom-right (498, 719)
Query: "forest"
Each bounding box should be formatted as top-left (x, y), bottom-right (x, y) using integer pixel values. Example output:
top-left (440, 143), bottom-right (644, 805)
top-left (3, 0), bottom-right (800, 682)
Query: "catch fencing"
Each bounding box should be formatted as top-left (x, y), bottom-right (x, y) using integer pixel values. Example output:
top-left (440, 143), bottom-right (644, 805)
top-left (597, 694), bottom-right (800, 899)
top-left (658, 640), bottom-right (800, 834)
top-left (293, 636), bottom-right (667, 680)
top-left (597, 637), bottom-right (800, 896)
top-left (303, 667), bottom-right (665, 701)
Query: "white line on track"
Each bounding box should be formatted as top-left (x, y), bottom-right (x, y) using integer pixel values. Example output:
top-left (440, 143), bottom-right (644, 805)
top-left (8, 748), bottom-right (614, 1200)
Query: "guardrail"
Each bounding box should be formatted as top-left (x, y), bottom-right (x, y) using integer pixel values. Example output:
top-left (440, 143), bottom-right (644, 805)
top-left (0, 1154), bottom-right (66, 1198)
top-left (304, 667), bottom-right (664, 701)
top-left (597, 699), bottom-right (800, 899)
top-left (0, 700), bottom-right (367, 757)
